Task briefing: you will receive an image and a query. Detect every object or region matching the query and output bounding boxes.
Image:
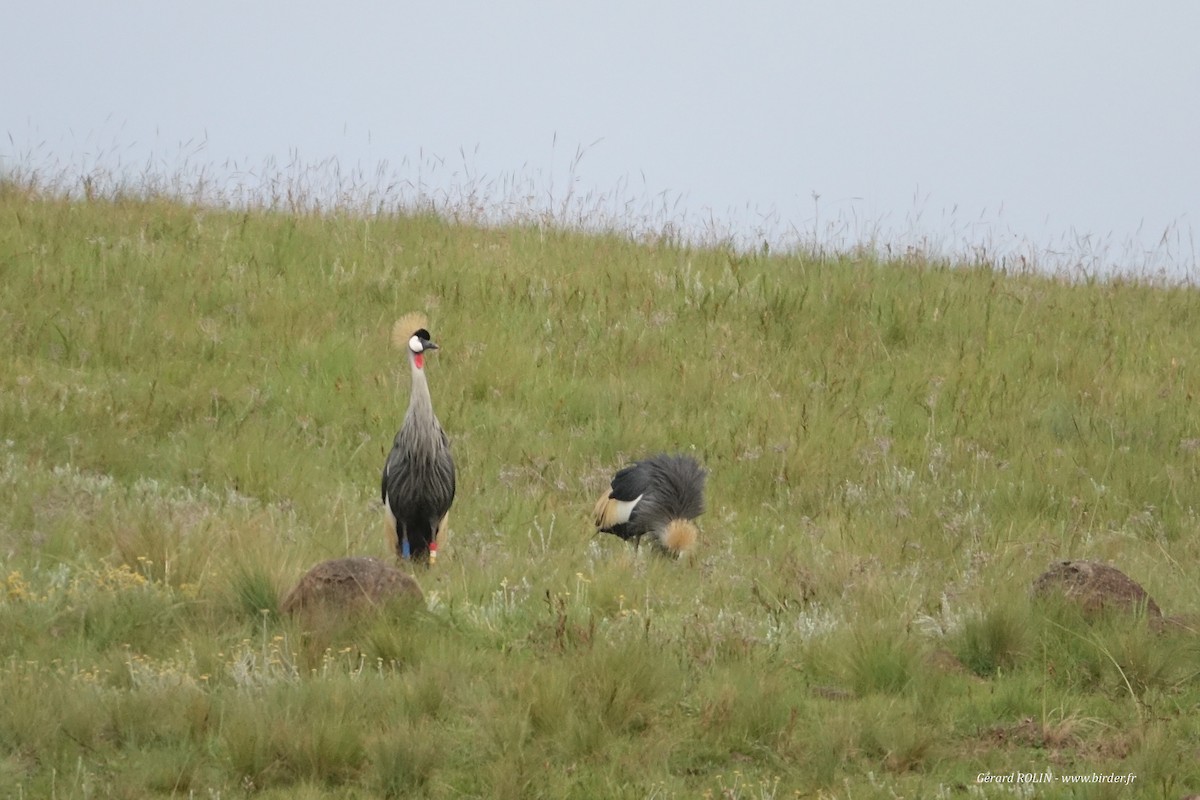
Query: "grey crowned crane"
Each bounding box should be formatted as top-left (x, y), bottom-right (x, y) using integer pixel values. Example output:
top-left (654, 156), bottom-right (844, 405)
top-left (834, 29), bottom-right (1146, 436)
top-left (593, 453), bottom-right (706, 557)
top-left (382, 312), bottom-right (455, 564)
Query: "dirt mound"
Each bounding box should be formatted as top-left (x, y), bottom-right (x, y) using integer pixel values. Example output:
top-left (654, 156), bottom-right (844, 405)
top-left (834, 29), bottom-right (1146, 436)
top-left (1031, 560), bottom-right (1161, 619)
top-left (281, 557), bottom-right (423, 616)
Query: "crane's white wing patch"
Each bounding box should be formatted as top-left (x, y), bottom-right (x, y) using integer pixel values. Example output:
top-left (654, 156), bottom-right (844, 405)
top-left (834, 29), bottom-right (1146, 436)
top-left (606, 494), bottom-right (643, 525)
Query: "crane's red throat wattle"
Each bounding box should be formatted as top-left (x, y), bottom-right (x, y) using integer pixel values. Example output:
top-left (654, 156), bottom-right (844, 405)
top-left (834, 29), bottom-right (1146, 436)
top-left (414, 353), bottom-right (425, 369)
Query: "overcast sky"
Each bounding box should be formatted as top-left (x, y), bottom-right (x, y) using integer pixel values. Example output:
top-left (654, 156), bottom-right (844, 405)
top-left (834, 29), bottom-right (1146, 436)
top-left (4, 1), bottom-right (1198, 275)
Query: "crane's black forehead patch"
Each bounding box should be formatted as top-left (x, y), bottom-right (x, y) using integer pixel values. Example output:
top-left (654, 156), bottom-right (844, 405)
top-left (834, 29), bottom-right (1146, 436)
top-left (414, 328), bottom-right (432, 340)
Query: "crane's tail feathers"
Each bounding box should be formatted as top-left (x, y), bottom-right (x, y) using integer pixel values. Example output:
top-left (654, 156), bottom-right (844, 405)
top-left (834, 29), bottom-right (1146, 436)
top-left (650, 454), bottom-right (707, 521)
top-left (392, 312), bottom-right (430, 349)
top-left (656, 519), bottom-right (698, 557)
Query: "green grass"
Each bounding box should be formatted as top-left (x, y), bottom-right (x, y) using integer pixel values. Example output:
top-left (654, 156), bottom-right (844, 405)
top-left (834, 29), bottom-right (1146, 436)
top-left (2, 171), bottom-right (1200, 797)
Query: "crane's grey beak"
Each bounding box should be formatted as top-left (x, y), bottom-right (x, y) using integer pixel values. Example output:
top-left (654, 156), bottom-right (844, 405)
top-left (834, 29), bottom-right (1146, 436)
top-left (421, 339), bottom-right (439, 351)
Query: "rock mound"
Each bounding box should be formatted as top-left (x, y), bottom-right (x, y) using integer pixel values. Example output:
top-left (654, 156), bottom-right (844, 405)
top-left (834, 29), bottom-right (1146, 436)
top-left (1032, 560), bottom-right (1160, 619)
top-left (281, 557), bottom-right (423, 617)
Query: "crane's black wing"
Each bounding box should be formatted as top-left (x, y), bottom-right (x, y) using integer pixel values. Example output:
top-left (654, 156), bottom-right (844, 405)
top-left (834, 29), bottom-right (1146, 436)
top-left (593, 459), bottom-right (653, 541)
top-left (609, 460), bottom-right (652, 502)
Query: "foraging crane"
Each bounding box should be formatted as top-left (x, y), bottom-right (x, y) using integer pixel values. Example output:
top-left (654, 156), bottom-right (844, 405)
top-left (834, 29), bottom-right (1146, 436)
top-left (593, 453), bottom-right (706, 557)
top-left (382, 312), bottom-right (455, 564)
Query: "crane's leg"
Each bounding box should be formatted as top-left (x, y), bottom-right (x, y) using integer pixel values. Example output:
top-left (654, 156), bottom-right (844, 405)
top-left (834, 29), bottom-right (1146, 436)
top-left (431, 513), bottom-right (449, 566)
top-left (387, 506), bottom-right (405, 560)
top-left (395, 520), bottom-right (410, 560)
top-left (410, 543), bottom-right (432, 564)
top-left (406, 521), bottom-right (434, 565)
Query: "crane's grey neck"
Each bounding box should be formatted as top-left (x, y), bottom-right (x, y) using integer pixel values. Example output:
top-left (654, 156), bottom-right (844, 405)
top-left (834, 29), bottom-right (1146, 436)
top-left (402, 354), bottom-right (440, 441)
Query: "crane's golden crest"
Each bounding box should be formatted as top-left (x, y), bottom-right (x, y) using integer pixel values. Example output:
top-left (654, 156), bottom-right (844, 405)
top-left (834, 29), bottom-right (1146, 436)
top-left (593, 492), bottom-right (616, 528)
top-left (392, 312), bottom-right (430, 350)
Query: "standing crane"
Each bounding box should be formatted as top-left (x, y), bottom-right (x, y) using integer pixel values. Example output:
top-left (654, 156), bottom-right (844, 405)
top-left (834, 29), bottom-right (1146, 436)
top-left (382, 312), bottom-right (455, 564)
top-left (593, 453), bottom-right (706, 557)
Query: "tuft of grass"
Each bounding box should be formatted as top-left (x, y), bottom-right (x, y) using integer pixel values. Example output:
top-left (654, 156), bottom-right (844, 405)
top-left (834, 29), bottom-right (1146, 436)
top-left (232, 564), bottom-right (283, 619)
top-left (955, 603), bottom-right (1030, 677)
top-left (369, 718), bottom-right (444, 798)
top-left (844, 630), bottom-right (921, 696)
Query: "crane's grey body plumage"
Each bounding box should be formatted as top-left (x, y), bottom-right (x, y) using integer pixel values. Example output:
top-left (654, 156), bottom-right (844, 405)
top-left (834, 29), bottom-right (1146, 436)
top-left (382, 315), bottom-right (455, 563)
top-left (594, 453), bottom-right (705, 555)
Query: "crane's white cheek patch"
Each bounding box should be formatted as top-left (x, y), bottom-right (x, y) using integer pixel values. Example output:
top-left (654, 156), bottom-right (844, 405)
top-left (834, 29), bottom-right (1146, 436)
top-left (408, 334), bottom-right (424, 353)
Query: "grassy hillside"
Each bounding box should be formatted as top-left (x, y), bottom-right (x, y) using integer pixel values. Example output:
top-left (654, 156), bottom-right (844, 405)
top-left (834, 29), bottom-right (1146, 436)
top-left (2, 175), bottom-right (1200, 798)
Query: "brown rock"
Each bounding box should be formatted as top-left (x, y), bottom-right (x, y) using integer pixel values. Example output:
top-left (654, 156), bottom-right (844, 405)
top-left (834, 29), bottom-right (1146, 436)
top-left (1031, 560), bottom-right (1161, 619)
top-left (281, 557), bottom-right (423, 617)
